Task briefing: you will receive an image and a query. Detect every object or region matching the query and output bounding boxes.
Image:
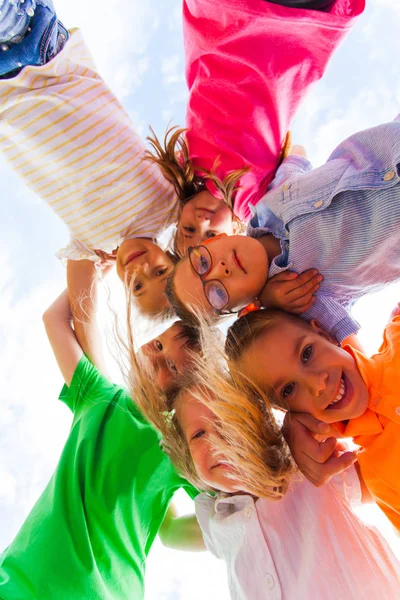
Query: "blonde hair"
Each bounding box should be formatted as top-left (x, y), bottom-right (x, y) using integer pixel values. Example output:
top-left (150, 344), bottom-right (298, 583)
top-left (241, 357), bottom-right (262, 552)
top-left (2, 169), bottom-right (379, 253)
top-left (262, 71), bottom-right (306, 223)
top-left (153, 314), bottom-right (294, 499)
top-left (145, 126), bottom-right (247, 258)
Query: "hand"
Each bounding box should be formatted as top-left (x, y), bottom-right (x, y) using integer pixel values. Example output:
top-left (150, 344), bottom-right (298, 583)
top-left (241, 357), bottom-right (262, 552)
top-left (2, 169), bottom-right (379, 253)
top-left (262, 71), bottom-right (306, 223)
top-left (259, 269), bottom-right (323, 314)
top-left (288, 144), bottom-right (307, 159)
top-left (94, 248), bottom-right (117, 273)
top-left (282, 412), bottom-right (357, 487)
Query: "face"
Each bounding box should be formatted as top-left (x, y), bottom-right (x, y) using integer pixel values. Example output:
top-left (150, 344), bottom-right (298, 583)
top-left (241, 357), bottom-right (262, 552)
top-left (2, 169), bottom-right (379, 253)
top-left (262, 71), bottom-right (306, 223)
top-left (139, 322), bottom-right (194, 391)
top-left (175, 391), bottom-right (245, 493)
top-left (176, 191), bottom-right (237, 256)
top-left (238, 318), bottom-right (369, 423)
top-left (116, 238), bottom-right (174, 315)
top-left (173, 234), bottom-right (269, 315)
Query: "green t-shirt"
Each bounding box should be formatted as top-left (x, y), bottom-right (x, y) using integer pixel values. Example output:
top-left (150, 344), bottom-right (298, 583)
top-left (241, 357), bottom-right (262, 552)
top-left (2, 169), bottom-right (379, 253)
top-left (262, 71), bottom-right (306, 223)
top-left (0, 356), bottom-right (196, 600)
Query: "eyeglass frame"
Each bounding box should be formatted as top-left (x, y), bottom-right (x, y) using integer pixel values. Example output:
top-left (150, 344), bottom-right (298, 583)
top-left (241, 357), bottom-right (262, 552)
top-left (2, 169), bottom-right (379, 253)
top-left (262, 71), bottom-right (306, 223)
top-left (187, 244), bottom-right (234, 315)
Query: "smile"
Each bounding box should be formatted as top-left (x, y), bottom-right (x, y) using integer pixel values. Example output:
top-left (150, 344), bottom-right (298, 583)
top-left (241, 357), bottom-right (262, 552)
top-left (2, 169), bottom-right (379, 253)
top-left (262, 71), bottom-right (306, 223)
top-left (326, 375), bottom-right (351, 411)
top-left (233, 250), bottom-right (247, 274)
top-left (125, 250), bottom-right (147, 266)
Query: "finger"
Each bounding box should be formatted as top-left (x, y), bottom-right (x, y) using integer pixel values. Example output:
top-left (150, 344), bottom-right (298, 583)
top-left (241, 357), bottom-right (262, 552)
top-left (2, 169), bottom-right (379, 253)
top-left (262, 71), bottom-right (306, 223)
top-left (306, 451), bottom-right (357, 487)
top-left (283, 412), bottom-right (331, 438)
top-left (291, 268), bottom-right (321, 287)
top-left (288, 295), bottom-right (317, 314)
top-left (286, 274), bottom-right (322, 300)
top-left (272, 270), bottom-right (299, 282)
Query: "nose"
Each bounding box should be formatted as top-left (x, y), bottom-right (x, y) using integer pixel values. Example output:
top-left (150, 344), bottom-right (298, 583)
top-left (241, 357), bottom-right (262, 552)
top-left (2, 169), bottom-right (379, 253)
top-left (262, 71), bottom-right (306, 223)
top-left (308, 371), bottom-right (329, 396)
top-left (134, 261), bottom-right (151, 277)
top-left (211, 260), bottom-right (231, 279)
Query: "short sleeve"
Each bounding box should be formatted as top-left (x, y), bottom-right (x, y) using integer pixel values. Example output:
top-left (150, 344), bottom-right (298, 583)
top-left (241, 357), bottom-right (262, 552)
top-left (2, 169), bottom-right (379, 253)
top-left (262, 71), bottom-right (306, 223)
top-left (59, 355), bottom-right (121, 416)
top-left (56, 236), bottom-right (102, 265)
top-left (330, 464), bottom-right (362, 506)
top-left (194, 494), bottom-right (220, 558)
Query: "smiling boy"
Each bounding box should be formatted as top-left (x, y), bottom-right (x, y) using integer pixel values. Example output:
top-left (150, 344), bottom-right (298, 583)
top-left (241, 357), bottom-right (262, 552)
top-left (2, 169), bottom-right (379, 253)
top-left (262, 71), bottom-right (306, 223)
top-left (226, 307), bottom-right (400, 531)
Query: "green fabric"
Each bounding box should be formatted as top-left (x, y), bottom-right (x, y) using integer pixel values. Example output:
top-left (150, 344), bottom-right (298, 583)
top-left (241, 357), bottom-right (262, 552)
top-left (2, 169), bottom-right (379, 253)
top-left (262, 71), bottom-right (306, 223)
top-left (0, 356), bottom-right (197, 600)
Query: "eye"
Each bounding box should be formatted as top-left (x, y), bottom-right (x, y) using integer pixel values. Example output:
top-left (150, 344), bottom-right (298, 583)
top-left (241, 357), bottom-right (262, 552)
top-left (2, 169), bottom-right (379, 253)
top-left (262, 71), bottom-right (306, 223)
top-left (302, 345), bottom-right (313, 362)
top-left (133, 280), bottom-right (143, 292)
top-left (205, 231), bottom-right (217, 239)
top-left (206, 282), bottom-right (229, 310)
top-left (191, 430), bottom-right (205, 441)
top-left (200, 255), bottom-right (209, 271)
top-left (282, 383), bottom-right (295, 399)
top-left (154, 267), bottom-right (168, 277)
top-left (155, 340), bottom-right (163, 352)
top-left (184, 226), bottom-right (196, 234)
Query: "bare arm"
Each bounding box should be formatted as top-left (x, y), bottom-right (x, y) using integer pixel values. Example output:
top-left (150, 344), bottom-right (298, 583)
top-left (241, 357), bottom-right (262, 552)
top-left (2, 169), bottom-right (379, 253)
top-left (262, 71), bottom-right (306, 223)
top-left (158, 503), bottom-right (206, 552)
top-left (66, 259), bottom-right (109, 376)
top-left (42, 290), bottom-right (83, 386)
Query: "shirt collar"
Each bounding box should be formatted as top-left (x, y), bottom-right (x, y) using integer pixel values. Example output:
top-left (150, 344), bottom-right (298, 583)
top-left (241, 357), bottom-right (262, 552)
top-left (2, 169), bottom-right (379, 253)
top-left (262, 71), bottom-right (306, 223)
top-left (334, 345), bottom-right (383, 438)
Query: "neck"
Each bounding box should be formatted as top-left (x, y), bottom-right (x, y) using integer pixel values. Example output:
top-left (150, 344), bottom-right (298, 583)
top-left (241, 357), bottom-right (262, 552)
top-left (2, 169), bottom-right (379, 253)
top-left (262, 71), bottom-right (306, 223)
top-left (257, 233), bottom-right (282, 263)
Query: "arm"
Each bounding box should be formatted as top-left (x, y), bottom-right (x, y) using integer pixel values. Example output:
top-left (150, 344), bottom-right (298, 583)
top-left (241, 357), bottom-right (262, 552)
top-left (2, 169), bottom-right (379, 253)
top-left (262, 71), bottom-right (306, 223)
top-left (42, 290), bottom-right (83, 386)
top-left (158, 503), bottom-right (206, 552)
top-left (66, 260), bottom-right (109, 377)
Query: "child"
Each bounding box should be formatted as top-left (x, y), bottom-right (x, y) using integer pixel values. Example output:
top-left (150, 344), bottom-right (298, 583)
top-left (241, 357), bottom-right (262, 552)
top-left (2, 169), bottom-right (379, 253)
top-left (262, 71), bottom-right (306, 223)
top-left (0, 0), bottom-right (366, 292)
top-left (167, 117), bottom-right (400, 342)
top-left (182, 0), bottom-right (365, 223)
top-left (0, 288), bottom-right (203, 599)
top-left (0, 1), bottom-right (182, 319)
top-left (139, 373), bottom-right (400, 599)
top-left (225, 306), bottom-right (400, 531)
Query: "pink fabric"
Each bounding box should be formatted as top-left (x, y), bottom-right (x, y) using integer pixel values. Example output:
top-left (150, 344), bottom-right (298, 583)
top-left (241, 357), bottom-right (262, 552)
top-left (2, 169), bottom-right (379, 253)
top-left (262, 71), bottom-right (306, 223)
top-left (183, 0), bottom-right (365, 222)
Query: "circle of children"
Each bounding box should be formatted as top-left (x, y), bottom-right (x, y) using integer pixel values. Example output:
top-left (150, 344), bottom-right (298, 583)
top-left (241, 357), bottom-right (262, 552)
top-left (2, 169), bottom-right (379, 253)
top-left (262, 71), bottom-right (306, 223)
top-left (1, 0), bottom-right (400, 598)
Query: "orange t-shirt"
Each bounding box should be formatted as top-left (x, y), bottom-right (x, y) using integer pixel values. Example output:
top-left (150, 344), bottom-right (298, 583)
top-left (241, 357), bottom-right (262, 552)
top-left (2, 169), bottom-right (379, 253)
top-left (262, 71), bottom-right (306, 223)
top-left (335, 316), bottom-right (400, 530)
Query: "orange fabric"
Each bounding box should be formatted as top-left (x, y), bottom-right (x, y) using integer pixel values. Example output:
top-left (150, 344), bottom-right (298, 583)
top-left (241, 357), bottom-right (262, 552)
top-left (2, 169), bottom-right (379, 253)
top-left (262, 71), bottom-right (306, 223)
top-left (338, 316), bottom-right (400, 530)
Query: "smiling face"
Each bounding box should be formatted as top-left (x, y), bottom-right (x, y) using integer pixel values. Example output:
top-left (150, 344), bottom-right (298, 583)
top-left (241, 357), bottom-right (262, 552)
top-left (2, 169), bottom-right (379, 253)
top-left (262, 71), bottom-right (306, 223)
top-left (175, 391), bottom-right (245, 493)
top-left (139, 322), bottom-right (195, 391)
top-left (116, 238), bottom-right (174, 315)
top-left (237, 316), bottom-right (369, 424)
top-left (172, 234), bottom-right (269, 316)
top-left (176, 190), bottom-right (237, 256)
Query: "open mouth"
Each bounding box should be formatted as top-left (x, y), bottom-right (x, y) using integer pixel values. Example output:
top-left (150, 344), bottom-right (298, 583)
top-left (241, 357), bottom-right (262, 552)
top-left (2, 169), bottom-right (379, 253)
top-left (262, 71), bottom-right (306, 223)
top-left (125, 250), bottom-right (147, 267)
top-left (233, 250), bottom-right (247, 274)
top-left (326, 374), bottom-right (351, 411)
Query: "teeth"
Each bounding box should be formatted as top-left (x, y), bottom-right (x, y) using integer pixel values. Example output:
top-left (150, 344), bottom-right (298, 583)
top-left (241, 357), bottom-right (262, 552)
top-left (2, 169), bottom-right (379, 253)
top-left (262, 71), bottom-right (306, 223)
top-left (329, 377), bottom-right (346, 407)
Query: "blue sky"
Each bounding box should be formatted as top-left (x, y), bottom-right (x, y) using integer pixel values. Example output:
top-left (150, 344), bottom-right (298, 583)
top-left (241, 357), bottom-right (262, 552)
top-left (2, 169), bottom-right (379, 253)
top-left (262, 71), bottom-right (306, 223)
top-left (1, 1), bottom-right (400, 598)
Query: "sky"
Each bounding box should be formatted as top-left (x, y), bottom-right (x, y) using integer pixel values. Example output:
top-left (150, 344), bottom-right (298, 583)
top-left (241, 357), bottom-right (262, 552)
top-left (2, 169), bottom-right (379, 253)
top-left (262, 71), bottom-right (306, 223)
top-left (0, 0), bottom-right (400, 598)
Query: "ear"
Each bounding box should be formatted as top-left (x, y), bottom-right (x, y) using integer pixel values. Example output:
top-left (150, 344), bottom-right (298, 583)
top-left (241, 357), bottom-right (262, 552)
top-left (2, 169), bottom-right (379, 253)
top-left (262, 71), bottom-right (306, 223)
top-left (309, 319), bottom-right (339, 345)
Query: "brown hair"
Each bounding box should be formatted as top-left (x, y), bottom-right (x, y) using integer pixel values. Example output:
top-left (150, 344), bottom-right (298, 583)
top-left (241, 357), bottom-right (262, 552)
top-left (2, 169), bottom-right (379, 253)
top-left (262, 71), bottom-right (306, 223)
top-left (225, 309), bottom-right (285, 362)
top-left (145, 125), bottom-right (247, 258)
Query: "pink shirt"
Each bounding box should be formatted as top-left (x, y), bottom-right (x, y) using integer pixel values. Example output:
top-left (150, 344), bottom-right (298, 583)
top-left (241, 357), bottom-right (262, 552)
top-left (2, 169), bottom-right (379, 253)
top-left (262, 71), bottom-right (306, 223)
top-left (183, 0), bottom-right (365, 222)
top-left (195, 468), bottom-right (400, 599)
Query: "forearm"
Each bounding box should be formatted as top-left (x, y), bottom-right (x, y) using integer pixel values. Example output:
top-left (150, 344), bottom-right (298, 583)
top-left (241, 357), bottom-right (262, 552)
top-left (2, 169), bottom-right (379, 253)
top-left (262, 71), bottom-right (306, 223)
top-left (159, 507), bottom-right (206, 552)
top-left (43, 290), bottom-right (83, 385)
top-left (66, 260), bottom-right (109, 376)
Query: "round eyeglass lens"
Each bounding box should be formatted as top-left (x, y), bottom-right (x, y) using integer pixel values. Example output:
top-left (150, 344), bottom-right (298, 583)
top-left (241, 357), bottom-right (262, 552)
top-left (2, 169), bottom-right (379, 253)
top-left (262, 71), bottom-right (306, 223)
top-left (205, 281), bottom-right (229, 310)
top-left (191, 247), bottom-right (211, 275)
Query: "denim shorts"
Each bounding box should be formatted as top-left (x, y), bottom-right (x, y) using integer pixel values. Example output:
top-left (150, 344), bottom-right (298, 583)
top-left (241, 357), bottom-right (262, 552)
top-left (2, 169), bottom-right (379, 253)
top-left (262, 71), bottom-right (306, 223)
top-left (0, 1), bottom-right (68, 77)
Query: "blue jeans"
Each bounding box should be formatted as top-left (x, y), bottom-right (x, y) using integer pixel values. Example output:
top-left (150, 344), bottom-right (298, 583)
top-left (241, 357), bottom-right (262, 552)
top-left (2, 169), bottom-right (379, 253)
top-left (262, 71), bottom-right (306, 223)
top-left (0, 0), bottom-right (68, 77)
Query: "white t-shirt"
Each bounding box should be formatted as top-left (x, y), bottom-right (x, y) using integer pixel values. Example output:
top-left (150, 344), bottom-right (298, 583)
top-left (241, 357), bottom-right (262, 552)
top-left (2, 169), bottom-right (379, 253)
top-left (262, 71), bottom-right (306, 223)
top-left (195, 468), bottom-right (400, 599)
top-left (0, 29), bottom-right (177, 263)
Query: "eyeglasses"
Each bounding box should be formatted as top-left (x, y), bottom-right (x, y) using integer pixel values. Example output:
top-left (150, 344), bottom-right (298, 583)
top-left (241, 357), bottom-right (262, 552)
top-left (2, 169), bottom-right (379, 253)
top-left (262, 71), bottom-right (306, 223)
top-left (188, 245), bottom-right (231, 314)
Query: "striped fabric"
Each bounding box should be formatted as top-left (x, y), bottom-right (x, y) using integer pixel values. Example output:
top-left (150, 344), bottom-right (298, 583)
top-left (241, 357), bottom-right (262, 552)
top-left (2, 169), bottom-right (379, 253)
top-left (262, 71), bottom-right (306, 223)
top-left (0, 29), bottom-right (177, 263)
top-left (248, 118), bottom-right (400, 342)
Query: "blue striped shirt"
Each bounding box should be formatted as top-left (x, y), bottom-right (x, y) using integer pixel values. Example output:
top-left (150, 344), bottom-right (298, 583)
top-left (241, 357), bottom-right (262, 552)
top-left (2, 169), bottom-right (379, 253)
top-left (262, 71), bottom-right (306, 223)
top-left (248, 116), bottom-right (400, 342)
